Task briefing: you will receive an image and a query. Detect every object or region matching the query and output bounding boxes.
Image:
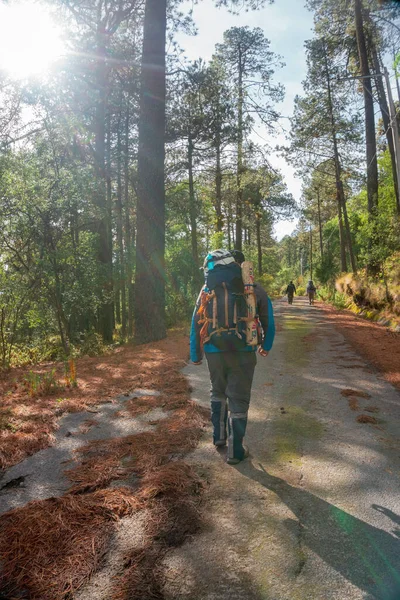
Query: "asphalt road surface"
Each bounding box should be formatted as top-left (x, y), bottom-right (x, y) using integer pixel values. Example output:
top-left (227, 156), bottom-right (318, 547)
top-left (163, 298), bottom-right (400, 600)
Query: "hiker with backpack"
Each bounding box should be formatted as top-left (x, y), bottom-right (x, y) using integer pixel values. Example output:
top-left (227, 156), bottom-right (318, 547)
top-left (286, 281), bottom-right (296, 304)
top-left (190, 249), bottom-right (275, 465)
top-left (307, 280), bottom-right (317, 305)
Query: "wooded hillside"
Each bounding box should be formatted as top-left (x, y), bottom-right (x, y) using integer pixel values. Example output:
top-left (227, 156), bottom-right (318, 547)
top-left (0, 0), bottom-right (399, 371)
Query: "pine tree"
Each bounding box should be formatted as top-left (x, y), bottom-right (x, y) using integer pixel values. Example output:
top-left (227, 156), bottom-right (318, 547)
top-left (286, 35), bottom-right (361, 273)
top-left (215, 26), bottom-right (284, 251)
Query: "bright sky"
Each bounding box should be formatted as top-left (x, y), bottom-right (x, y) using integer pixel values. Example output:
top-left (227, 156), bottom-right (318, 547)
top-left (0, 1), bottom-right (65, 79)
top-left (176, 0), bottom-right (315, 239)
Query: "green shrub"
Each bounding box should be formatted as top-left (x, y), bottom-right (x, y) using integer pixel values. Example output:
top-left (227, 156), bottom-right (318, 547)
top-left (331, 292), bottom-right (349, 310)
top-left (79, 331), bottom-right (106, 357)
top-left (257, 273), bottom-right (275, 294)
top-left (10, 336), bottom-right (67, 367)
top-left (0, 409), bottom-right (14, 432)
top-left (22, 368), bottom-right (60, 397)
top-left (317, 285), bottom-right (335, 302)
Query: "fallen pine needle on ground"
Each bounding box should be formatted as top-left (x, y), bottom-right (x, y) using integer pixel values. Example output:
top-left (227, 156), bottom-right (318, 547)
top-left (0, 331), bottom-right (208, 600)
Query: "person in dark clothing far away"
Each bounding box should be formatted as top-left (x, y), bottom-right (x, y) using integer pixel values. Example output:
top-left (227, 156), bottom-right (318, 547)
top-left (286, 281), bottom-right (296, 304)
top-left (190, 249), bottom-right (275, 465)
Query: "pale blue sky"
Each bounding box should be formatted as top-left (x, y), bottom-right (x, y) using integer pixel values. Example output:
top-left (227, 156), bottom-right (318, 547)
top-left (175, 0), bottom-right (315, 239)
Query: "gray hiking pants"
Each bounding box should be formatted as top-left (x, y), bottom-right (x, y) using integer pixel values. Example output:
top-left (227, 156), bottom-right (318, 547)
top-left (205, 352), bottom-right (257, 460)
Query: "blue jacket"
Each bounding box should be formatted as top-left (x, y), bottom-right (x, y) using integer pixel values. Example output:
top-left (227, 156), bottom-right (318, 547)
top-left (190, 283), bottom-right (275, 363)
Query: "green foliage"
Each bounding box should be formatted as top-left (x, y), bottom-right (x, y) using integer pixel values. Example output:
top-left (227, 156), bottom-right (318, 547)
top-left (79, 331), bottom-right (107, 357)
top-left (165, 240), bottom-right (202, 327)
top-left (257, 273), bottom-right (275, 294)
top-left (0, 409), bottom-right (14, 432)
top-left (22, 368), bottom-right (60, 397)
top-left (315, 252), bottom-right (338, 284)
top-left (317, 285), bottom-right (348, 309)
top-left (0, 0), bottom-right (397, 358)
top-left (210, 231), bottom-right (225, 250)
top-left (10, 337), bottom-right (67, 367)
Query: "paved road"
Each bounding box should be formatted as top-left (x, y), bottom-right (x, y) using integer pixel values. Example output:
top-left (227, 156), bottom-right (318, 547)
top-left (163, 299), bottom-right (400, 600)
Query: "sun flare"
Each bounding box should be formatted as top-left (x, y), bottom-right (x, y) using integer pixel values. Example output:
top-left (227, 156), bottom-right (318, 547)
top-left (0, 1), bottom-right (65, 79)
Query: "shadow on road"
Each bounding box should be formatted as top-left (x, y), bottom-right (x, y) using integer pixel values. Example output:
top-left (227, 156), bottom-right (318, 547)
top-left (239, 460), bottom-right (400, 600)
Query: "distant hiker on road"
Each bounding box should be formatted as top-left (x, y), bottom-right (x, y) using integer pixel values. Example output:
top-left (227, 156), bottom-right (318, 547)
top-left (307, 280), bottom-right (317, 305)
top-left (190, 249), bottom-right (275, 465)
top-left (286, 281), bottom-right (296, 304)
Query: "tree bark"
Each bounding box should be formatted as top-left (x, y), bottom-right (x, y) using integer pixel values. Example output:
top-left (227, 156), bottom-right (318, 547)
top-left (394, 50), bottom-right (400, 105)
top-left (317, 188), bottom-right (323, 258)
top-left (215, 139), bottom-right (223, 232)
top-left (368, 34), bottom-right (400, 210)
top-left (188, 133), bottom-right (199, 267)
top-left (117, 108), bottom-right (127, 338)
top-left (134, 0), bottom-right (166, 344)
top-left (227, 210), bottom-right (231, 248)
top-left (124, 99), bottom-right (134, 338)
top-left (95, 29), bottom-right (113, 342)
top-left (106, 115), bottom-right (116, 328)
top-left (340, 180), bottom-right (357, 273)
top-left (337, 196), bottom-right (347, 273)
top-left (323, 39), bottom-right (356, 273)
top-left (354, 0), bottom-right (378, 214)
top-left (256, 214), bottom-right (262, 276)
top-left (235, 45), bottom-right (244, 251)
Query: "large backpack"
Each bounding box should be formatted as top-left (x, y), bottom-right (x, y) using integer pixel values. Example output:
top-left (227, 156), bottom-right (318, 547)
top-left (197, 262), bottom-right (248, 351)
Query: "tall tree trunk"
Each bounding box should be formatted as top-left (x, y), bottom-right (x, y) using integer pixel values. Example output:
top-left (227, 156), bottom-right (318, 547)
top-left (256, 214), bottom-right (262, 276)
top-left (124, 98), bottom-right (134, 338)
top-left (368, 34), bottom-right (400, 210)
top-left (354, 0), bottom-right (378, 213)
top-left (95, 30), bottom-right (113, 343)
top-left (134, 0), bottom-right (166, 344)
top-left (394, 49), bottom-right (400, 104)
top-left (340, 180), bottom-right (357, 273)
top-left (106, 115), bottom-right (117, 327)
top-left (115, 255), bottom-right (121, 325)
top-left (384, 65), bottom-right (400, 216)
top-left (227, 210), bottom-right (231, 248)
top-left (215, 138), bottom-right (223, 232)
top-left (337, 197), bottom-right (347, 272)
top-left (317, 188), bottom-right (323, 258)
top-left (323, 39), bottom-right (356, 273)
top-left (188, 133), bottom-right (199, 267)
top-left (235, 47), bottom-right (244, 251)
top-left (309, 226), bottom-right (313, 280)
top-left (117, 109), bottom-right (127, 338)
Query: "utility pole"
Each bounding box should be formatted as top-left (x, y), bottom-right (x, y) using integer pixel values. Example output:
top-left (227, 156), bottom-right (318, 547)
top-left (384, 67), bottom-right (400, 215)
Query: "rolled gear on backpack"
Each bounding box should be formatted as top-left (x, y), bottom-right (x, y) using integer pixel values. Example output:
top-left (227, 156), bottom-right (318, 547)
top-left (241, 261), bottom-right (258, 346)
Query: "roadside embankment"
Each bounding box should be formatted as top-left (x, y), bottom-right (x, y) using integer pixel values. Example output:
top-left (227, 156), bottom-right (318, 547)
top-left (319, 301), bottom-right (400, 391)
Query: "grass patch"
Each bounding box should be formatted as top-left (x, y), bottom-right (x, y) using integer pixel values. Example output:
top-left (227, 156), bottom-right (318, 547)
top-left (270, 406), bottom-right (323, 465)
